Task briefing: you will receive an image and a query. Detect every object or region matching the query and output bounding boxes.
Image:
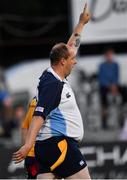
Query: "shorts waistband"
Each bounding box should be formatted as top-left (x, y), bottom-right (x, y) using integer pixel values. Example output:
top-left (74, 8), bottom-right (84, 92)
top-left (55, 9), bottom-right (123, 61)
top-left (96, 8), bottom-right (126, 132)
top-left (36, 136), bottom-right (78, 144)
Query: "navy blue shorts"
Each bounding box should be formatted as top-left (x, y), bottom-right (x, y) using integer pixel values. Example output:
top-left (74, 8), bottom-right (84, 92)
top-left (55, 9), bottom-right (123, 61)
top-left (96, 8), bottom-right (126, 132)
top-left (35, 136), bottom-right (87, 178)
top-left (24, 156), bottom-right (39, 179)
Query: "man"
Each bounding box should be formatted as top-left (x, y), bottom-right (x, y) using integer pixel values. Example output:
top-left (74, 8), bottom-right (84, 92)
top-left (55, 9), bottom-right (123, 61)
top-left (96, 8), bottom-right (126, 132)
top-left (98, 48), bottom-right (120, 129)
top-left (13, 3), bottom-right (91, 179)
top-left (21, 96), bottom-right (38, 179)
top-left (98, 48), bottom-right (119, 106)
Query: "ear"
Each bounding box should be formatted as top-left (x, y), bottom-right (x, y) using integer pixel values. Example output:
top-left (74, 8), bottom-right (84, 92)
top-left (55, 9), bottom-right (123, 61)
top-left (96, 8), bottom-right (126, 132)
top-left (61, 58), bottom-right (66, 66)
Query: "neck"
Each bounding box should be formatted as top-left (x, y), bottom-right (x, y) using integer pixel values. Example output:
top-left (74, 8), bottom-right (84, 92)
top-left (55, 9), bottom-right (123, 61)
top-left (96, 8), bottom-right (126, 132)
top-left (51, 65), bottom-right (65, 80)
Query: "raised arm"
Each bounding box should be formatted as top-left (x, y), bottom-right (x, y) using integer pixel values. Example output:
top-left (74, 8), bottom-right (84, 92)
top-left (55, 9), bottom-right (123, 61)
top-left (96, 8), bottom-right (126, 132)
top-left (67, 3), bottom-right (90, 53)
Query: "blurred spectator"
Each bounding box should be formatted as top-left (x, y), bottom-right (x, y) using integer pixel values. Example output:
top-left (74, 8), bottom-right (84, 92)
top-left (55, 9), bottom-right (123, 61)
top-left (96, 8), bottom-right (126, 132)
top-left (119, 117), bottom-right (127, 140)
top-left (10, 104), bottom-right (26, 145)
top-left (98, 48), bottom-right (120, 129)
top-left (0, 66), bottom-right (16, 137)
top-left (14, 105), bottom-right (26, 128)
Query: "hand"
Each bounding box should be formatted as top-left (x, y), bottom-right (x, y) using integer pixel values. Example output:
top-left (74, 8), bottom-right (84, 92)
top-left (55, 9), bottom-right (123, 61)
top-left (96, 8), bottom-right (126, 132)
top-left (12, 145), bottom-right (29, 164)
top-left (79, 3), bottom-right (91, 25)
top-left (110, 84), bottom-right (119, 94)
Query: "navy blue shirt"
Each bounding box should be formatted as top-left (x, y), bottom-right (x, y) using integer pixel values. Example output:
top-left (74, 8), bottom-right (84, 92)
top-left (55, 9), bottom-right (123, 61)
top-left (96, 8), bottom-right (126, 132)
top-left (98, 61), bottom-right (119, 87)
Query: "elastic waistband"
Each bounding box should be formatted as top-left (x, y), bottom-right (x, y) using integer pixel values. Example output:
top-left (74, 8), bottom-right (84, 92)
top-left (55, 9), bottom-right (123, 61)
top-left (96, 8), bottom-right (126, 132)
top-left (36, 136), bottom-right (78, 144)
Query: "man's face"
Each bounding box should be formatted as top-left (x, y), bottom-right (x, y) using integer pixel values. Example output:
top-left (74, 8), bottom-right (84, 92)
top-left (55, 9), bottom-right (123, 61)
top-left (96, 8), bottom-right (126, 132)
top-left (105, 49), bottom-right (114, 62)
top-left (64, 46), bottom-right (77, 77)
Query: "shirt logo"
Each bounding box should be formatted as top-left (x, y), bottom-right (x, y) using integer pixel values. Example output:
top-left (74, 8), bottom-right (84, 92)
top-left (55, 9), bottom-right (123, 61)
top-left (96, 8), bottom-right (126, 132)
top-left (35, 106), bottom-right (44, 113)
top-left (66, 92), bottom-right (71, 98)
top-left (79, 160), bottom-right (85, 166)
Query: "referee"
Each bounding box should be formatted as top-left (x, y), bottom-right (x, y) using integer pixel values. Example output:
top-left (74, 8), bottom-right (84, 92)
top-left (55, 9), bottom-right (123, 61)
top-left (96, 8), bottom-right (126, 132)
top-left (13, 3), bottom-right (91, 179)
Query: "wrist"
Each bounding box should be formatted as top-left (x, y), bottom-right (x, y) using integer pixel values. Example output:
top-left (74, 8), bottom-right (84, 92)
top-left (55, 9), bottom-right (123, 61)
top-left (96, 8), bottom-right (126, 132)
top-left (24, 144), bottom-right (31, 152)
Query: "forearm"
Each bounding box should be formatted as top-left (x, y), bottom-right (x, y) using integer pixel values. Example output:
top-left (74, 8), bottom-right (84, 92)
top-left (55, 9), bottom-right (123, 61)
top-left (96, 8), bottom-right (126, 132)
top-left (24, 116), bottom-right (44, 151)
top-left (12, 116), bottom-right (44, 164)
top-left (67, 4), bottom-right (90, 52)
top-left (67, 22), bottom-right (84, 49)
top-left (21, 128), bottom-right (28, 145)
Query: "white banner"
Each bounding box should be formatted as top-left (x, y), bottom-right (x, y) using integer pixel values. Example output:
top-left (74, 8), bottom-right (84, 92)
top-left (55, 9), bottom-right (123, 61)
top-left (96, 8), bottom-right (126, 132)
top-left (71, 0), bottom-right (127, 43)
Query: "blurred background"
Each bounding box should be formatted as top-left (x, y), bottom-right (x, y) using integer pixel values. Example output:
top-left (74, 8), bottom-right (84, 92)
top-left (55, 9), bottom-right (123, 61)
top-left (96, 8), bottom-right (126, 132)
top-left (0, 0), bottom-right (127, 178)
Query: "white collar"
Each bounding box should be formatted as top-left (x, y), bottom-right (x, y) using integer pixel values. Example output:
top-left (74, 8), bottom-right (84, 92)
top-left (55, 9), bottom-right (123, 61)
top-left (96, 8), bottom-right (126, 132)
top-left (47, 67), bottom-right (65, 82)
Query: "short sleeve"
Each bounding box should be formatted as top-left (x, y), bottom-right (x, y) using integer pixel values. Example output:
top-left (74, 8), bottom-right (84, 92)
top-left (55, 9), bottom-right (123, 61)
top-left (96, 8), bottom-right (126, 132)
top-left (33, 82), bottom-right (63, 120)
top-left (22, 97), bottom-right (37, 128)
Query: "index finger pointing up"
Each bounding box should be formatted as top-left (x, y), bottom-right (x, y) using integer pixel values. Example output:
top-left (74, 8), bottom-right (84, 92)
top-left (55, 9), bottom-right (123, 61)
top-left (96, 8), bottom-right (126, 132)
top-left (83, 3), bottom-right (87, 13)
